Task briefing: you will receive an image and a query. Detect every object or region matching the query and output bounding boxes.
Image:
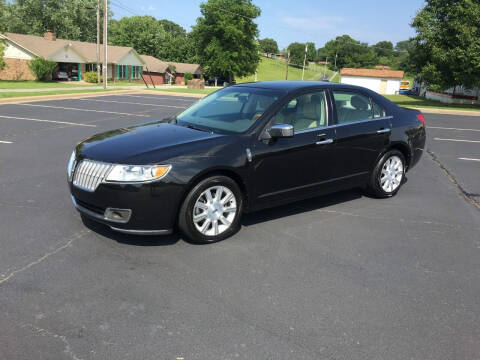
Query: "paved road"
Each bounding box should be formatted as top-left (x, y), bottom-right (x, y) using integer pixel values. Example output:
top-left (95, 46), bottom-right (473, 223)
top-left (0, 94), bottom-right (479, 360)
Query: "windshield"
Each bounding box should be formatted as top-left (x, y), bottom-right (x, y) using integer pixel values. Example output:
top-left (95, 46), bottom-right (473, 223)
top-left (175, 86), bottom-right (285, 134)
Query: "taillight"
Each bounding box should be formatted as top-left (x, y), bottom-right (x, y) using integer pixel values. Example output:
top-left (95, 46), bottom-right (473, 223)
top-left (416, 113), bottom-right (425, 126)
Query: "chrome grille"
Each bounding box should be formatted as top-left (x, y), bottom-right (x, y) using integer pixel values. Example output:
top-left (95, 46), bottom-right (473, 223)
top-left (73, 160), bottom-right (113, 192)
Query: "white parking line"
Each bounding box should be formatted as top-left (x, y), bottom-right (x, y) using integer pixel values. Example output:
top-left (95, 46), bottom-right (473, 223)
top-left (15, 103), bottom-right (150, 117)
top-left (120, 94), bottom-right (197, 102)
top-left (458, 157), bottom-right (480, 162)
top-left (0, 140), bottom-right (13, 144)
top-left (429, 126), bottom-right (480, 132)
top-left (79, 98), bottom-right (187, 109)
top-left (0, 115), bottom-right (96, 127)
top-left (434, 137), bottom-right (480, 144)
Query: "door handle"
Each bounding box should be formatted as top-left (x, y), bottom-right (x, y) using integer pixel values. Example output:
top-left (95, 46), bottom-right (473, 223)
top-left (316, 138), bottom-right (334, 145)
top-left (377, 128), bottom-right (391, 134)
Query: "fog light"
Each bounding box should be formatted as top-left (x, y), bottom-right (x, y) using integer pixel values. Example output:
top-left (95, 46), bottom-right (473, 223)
top-left (104, 208), bottom-right (132, 223)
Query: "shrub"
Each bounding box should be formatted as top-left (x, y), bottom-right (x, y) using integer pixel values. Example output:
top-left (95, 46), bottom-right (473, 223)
top-left (184, 72), bottom-right (193, 84)
top-left (84, 71), bottom-right (100, 83)
top-left (28, 57), bottom-right (58, 81)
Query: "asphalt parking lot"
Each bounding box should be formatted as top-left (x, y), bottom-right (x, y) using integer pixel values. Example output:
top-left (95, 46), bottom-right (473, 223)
top-left (0, 93), bottom-right (479, 360)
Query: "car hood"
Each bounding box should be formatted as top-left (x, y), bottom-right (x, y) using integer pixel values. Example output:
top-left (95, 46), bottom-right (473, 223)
top-left (76, 122), bottom-right (223, 164)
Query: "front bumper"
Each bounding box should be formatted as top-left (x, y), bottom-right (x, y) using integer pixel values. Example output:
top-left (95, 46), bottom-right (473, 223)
top-left (70, 180), bottom-right (184, 235)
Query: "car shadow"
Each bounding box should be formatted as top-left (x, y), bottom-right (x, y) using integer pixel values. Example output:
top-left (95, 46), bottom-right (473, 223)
top-left (241, 188), bottom-right (364, 227)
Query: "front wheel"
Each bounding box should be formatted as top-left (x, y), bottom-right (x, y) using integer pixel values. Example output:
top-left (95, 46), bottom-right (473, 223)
top-left (178, 176), bottom-right (243, 243)
top-left (367, 150), bottom-right (406, 198)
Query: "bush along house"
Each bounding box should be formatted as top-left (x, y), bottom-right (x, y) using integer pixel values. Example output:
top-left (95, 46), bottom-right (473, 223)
top-left (0, 31), bottom-right (144, 81)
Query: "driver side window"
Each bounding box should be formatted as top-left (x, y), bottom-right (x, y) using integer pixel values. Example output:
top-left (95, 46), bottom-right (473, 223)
top-left (273, 91), bottom-right (327, 132)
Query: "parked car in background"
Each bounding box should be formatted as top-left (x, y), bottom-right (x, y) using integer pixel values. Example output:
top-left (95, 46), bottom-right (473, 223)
top-left (54, 71), bottom-right (69, 80)
top-left (67, 81), bottom-right (426, 243)
top-left (205, 76), bottom-right (236, 86)
top-left (400, 80), bottom-right (410, 90)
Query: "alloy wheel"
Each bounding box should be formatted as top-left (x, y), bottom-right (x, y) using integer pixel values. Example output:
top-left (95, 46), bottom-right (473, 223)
top-left (380, 155), bottom-right (404, 193)
top-left (193, 186), bottom-right (237, 236)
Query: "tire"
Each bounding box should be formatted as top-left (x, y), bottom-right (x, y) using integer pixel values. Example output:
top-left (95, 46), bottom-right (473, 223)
top-left (178, 176), bottom-right (243, 243)
top-left (367, 150), bottom-right (406, 198)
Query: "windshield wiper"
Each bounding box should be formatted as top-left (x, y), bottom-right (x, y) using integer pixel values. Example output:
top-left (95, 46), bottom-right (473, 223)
top-left (185, 124), bottom-right (214, 134)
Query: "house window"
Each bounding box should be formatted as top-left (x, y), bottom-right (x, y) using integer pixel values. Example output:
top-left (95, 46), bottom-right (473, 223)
top-left (86, 64), bottom-right (97, 72)
top-left (131, 66), bottom-right (141, 79)
top-left (118, 65), bottom-right (127, 79)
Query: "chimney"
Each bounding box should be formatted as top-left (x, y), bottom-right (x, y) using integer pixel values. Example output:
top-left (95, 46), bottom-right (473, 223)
top-left (44, 31), bottom-right (56, 41)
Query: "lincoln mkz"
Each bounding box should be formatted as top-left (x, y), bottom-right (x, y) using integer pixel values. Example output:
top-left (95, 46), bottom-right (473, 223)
top-left (67, 82), bottom-right (426, 243)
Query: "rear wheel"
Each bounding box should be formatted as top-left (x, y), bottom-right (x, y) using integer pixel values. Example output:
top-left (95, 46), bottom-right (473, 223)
top-left (367, 150), bottom-right (406, 198)
top-left (178, 176), bottom-right (243, 243)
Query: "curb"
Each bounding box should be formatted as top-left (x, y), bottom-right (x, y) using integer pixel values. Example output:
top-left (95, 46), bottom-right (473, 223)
top-left (139, 90), bottom-right (207, 98)
top-left (0, 89), bottom-right (141, 105)
top-left (410, 107), bottom-right (480, 116)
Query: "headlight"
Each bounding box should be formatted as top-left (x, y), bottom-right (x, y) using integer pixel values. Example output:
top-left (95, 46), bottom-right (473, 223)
top-left (67, 150), bottom-right (76, 182)
top-left (105, 164), bottom-right (171, 183)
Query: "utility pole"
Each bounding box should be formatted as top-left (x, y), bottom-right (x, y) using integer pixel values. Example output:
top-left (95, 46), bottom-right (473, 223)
top-left (96, 0), bottom-right (100, 83)
top-left (323, 56), bottom-right (328, 79)
top-left (302, 43), bottom-right (308, 80)
top-left (103, 0), bottom-right (108, 89)
top-left (334, 51), bottom-right (338, 71)
top-left (285, 50), bottom-right (290, 80)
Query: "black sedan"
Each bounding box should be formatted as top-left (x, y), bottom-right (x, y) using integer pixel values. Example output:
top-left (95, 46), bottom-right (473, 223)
top-left (67, 81), bottom-right (426, 243)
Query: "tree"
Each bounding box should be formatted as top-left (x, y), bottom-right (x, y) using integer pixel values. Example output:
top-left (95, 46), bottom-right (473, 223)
top-left (373, 41), bottom-right (393, 58)
top-left (110, 16), bottom-right (167, 57)
top-left (323, 35), bottom-right (378, 69)
top-left (0, 39), bottom-right (6, 71)
top-left (28, 57), bottom-right (58, 81)
top-left (287, 42), bottom-right (306, 66)
top-left (306, 42), bottom-right (316, 62)
top-left (411, 0), bottom-right (480, 90)
top-left (259, 38), bottom-right (278, 54)
top-left (3, 0), bottom-right (102, 42)
top-left (191, 0), bottom-right (261, 81)
top-left (158, 19), bottom-right (187, 38)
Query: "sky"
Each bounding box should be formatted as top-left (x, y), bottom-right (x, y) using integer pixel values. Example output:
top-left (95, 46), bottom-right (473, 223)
top-left (111, 0), bottom-right (426, 49)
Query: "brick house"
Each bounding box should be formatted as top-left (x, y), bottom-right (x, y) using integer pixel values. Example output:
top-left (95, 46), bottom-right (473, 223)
top-left (140, 54), bottom-right (203, 85)
top-left (0, 31), bottom-right (145, 81)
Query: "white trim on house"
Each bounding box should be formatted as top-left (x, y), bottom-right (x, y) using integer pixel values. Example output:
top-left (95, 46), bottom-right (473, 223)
top-left (49, 45), bottom-right (87, 63)
top-left (0, 37), bottom-right (37, 60)
top-left (116, 50), bottom-right (145, 66)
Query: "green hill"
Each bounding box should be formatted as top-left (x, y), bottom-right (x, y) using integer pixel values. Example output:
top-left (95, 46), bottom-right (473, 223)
top-left (237, 57), bottom-right (333, 83)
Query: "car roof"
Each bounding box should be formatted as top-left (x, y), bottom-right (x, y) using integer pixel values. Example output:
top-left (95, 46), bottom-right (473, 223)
top-left (234, 81), bottom-right (362, 92)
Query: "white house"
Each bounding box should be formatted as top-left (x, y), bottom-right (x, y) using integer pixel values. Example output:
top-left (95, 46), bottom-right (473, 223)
top-left (340, 68), bottom-right (405, 95)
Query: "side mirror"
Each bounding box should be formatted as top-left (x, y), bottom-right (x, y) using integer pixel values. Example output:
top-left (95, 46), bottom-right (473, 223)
top-left (269, 124), bottom-right (294, 138)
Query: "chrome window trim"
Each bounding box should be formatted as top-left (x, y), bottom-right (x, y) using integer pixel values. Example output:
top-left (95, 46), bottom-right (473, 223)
top-left (295, 115), bottom-right (393, 133)
top-left (330, 115), bottom-right (393, 129)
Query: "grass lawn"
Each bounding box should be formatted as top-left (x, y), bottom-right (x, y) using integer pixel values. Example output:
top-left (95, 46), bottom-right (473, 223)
top-left (149, 88), bottom-right (217, 95)
top-left (0, 80), bottom-right (96, 89)
top-left (0, 88), bottom-right (119, 98)
top-left (237, 57), bottom-right (332, 83)
top-left (386, 94), bottom-right (480, 112)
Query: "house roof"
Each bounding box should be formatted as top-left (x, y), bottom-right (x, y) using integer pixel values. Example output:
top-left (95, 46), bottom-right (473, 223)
top-left (139, 55), bottom-right (169, 73)
top-left (166, 62), bottom-right (202, 75)
top-left (340, 68), bottom-right (404, 79)
top-left (2, 32), bottom-right (144, 64)
top-left (140, 55), bottom-right (202, 75)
